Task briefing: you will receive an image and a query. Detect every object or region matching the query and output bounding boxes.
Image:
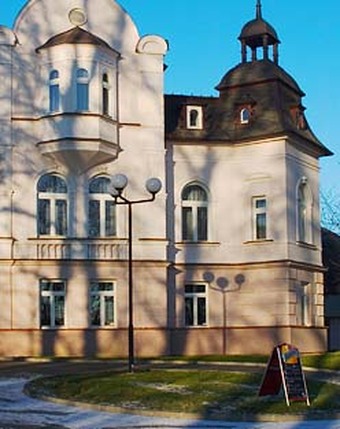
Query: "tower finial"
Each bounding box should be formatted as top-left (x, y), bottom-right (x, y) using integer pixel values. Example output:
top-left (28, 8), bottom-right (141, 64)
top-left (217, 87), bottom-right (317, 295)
top-left (256, 0), bottom-right (262, 19)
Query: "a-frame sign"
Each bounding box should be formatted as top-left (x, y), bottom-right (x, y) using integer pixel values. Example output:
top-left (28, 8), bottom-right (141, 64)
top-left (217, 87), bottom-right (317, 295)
top-left (259, 343), bottom-right (310, 406)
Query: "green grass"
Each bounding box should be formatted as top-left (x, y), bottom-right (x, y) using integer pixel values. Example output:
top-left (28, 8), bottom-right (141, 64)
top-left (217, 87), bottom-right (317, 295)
top-left (301, 352), bottom-right (340, 371)
top-left (27, 367), bottom-right (340, 420)
top-left (150, 352), bottom-right (340, 370)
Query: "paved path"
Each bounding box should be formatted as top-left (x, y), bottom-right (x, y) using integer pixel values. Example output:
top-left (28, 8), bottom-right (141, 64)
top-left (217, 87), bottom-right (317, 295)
top-left (0, 360), bottom-right (338, 429)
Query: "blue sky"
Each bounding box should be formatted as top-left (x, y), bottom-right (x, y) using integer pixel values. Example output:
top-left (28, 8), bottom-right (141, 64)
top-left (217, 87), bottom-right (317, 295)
top-left (1, 0), bottom-right (339, 192)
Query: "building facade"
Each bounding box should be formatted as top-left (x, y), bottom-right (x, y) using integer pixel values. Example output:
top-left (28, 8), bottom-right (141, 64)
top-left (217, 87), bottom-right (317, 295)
top-left (0, 0), bottom-right (331, 357)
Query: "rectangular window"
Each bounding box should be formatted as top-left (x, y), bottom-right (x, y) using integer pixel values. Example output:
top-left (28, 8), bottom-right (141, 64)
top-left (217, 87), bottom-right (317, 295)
top-left (182, 207), bottom-right (193, 241)
top-left (105, 201), bottom-right (116, 236)
top-left (90, 281), bottom-right (115, 327)
top-left (89, 200), bottom-right (100, 237)
top-left (197, 206), bottom-right (208, 241)
top-left (49, 84), bottom-right (60, 112)
top-left (55, 199), bottom-right (67, 236)
top-left (185, 284), bottom-right (207, 326)
top-left (77, 83), bottom-right (89, 111)
top-left (40, 280), bottom-right (66, 328)
top-left (38, 199), bottom-right (51, 235)
top-left (253, 197), bottom-right (267, 240)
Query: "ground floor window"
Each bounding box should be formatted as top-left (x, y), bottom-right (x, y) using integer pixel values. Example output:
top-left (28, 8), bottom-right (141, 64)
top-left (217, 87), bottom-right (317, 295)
top-left (40, 280), bottom-right (66, 328)
top-left (90, 281), bottom-right (115, 327)
top-left (185, 284), bottom-right (207, 326)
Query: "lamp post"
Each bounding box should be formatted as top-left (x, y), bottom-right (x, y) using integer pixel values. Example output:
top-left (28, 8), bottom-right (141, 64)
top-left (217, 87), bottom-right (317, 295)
top-left (111, 174), bottom-right (162, 373)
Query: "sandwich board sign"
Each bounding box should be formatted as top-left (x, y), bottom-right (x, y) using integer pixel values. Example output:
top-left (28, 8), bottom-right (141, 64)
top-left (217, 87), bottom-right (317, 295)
top-left (259, 343), bottom-right (310, 406)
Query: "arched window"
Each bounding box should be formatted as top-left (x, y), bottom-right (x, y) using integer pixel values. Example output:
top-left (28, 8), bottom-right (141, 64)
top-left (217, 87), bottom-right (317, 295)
top-left (240, 108), bottom-right (251, 124)
top-left (102, 73), bottom-right (110, 116)
top-left (49, 70), bottom-right (60, 112)
top-left (88, 176), bottom-right (116, 237)
top-left (297, 178), bottom-right (313, 243)
top-left (76, 68), bottom-right (89, 111)
top-left (181, 183), bottom-right (208, 241)
top-left (37, 174), bottom-right (68, 236)
top-left (186, 106), bottom-right (203, 129)
top-left (190, 109), bottom-right (199, 127)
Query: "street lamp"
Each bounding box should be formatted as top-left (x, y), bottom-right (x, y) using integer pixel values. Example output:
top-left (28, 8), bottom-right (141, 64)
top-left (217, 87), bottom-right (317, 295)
top-left (111, 174), bottom-right (162, 373)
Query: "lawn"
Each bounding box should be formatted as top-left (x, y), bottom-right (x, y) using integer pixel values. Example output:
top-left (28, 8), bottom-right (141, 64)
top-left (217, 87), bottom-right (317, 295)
top-left (27, 354), bottom-right (340, 421)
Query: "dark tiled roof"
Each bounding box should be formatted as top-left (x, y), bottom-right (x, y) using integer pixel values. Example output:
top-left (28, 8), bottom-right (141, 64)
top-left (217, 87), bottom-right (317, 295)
top-left (165, 60), bottom-right (332, 157)
top-left (216, 60), bottom-right (302, 95)
top-left (37, 27), bottom-right (115, 52)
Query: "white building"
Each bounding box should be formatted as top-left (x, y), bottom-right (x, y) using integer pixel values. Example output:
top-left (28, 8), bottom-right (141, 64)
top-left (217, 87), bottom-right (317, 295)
top-left (0, 0), bottom-right (331, 357)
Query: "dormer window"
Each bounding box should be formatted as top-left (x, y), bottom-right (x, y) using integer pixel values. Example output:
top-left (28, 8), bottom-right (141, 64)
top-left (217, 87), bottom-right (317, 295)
top-left (49, 70), bottom-right (60, 112)
top-left (186, 106), bottom-right (203, 129)
top-left (240, 107), bottom-right (251, 124)
top-left (76, 68), bottom-right (89, 111)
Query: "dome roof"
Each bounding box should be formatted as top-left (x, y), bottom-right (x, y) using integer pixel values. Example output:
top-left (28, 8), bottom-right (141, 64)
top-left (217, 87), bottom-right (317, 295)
top-left (217, 60), bottom-right (303, 95)
top-left (239, 18), bottom-right (279, 48)
top-left (239, 0), bottom-right (280, 48)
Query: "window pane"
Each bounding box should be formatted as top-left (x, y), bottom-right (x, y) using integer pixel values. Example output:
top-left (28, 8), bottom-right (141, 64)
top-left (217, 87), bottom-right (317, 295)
top-left (190, 110), bottom-right (198, 127)
top-left (89, 177), bottom-right (111, 193)
top-left (197, 206), bottom-right (208, 241)
top-left (104, 296), bottom-right (114, 325)
top-left (95, 282), bottom-right (113, 292)
top-left (197, 297), bottom-right (207, 325)
top-left (256, 213), bottom-right (267, 239)
top-left (38, 199), bottom-right (50, 235)
top-left (256, 199), bottom-right (266, 209)
top-left (49, 84), bottom-right (60, 112)
top-left (90, 295), bottom-right (101, 326)
top-left (185, 297), bottom-right (194, 326)
top-left (38, 175), bottom-right (67, 193)
top-left (41, 296), bottom-right (51, 326)
top-left (105, 201), bottom-right (116, 236)
top-left (182, 185), bottom-right (207, 201)
top-left (77, 83), bottom-right (89, 111)
top-left (55, 199), bottom-right (67, 235)
top-left (182, 207), bottom-right (193, 240)
top-left (77, 68), bottom-right (88, 79)
top-left (89, 200), bottom-right (100, 237)
top-left (54, 296), bottom-right (65, 326)
top-left (52, 282), bottom-right (65, 292)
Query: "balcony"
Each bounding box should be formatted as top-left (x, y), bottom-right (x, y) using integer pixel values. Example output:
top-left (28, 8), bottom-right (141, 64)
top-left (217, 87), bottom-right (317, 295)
top-left (36, 113), bottom-right (120, 172)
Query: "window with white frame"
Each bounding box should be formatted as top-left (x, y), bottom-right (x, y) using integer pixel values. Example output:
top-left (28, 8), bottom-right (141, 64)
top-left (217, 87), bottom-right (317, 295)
top-left (182, 183), bottom-right (208, 241)
top-left (37, 174), bottom-right (68, 236)
top-left (88, 176), bottom-right (116, 237)
top-left (102, 73), bottom-right (110, 116)
top-left (49, 69), bottom-right (60, 112)
top-left (186, 106), bottom-right (203, 129)
top-left (40, 280), bottom-right (66, 328)
top-left (240, 107), bottom-right (251, 124)
top-left (297, 179), bottom-right (312, 243)
top-left (253, 197), bottom-right (267, 240)
top-left (185, 284), bottom-right (207, 326)
top-left (296, 282), bottom-right (312, 326)
top-left (90, 281), bottom-right (115, 327)
top-left (76, 68), bottom-right (89, 111)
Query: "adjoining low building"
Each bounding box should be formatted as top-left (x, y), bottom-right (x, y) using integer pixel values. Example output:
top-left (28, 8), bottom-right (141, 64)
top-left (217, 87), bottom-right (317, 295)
top-left (322, 229), bottom-right (340, 350)
top-left (0, 0), bottom-right (332, 357)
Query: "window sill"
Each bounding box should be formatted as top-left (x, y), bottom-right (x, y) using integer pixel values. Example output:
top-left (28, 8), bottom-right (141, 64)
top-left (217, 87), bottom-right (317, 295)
top-left (296, 241), bottom-right (317, 250)
top-left (243, 239), bottom-right (274, 245)
top-left (184, 325), bottom-right (208, 329)
top-left (176, 241), bottom-right (220, 246)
